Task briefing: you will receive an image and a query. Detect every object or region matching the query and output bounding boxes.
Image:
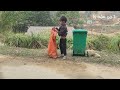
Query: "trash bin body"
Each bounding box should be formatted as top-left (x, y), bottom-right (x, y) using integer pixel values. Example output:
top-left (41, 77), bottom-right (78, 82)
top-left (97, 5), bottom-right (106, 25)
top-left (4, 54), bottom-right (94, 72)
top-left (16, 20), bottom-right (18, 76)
top-left (73, 29), bottom-right (87, 56)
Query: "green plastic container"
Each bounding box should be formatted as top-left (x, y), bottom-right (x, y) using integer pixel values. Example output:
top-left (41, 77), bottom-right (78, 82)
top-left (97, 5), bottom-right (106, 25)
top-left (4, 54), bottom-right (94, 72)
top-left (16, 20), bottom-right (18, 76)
top-left (72, 29), bottom-right (88, 56)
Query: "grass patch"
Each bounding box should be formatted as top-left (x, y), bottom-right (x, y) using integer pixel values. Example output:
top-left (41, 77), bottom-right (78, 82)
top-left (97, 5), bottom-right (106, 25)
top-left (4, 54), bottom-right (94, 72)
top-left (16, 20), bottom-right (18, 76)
top-left (87, 34), bottom-right (110, 51)
top-left (87, 34), bottom-right (120, 53)
top-left (108, 34), bottom-right (120, 53)
top-left (0, 45), bottom-right (47, 58)
top-left (3, 31), bottom-right (50, 49)
top-left (1, 30), bottom-right (120, 54)
top-left (0, 45), bottom-right (120, 67)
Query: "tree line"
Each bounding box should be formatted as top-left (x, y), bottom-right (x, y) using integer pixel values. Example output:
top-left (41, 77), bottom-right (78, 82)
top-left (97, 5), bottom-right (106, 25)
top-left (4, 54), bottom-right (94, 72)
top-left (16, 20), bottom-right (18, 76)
top-left (0, 11), bottom-right (83, 33)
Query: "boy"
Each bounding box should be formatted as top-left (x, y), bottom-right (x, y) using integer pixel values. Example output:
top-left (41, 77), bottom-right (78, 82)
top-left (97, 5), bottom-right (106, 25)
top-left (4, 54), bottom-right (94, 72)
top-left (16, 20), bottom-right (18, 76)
top-left (56, 16), bottom-right (68, 60)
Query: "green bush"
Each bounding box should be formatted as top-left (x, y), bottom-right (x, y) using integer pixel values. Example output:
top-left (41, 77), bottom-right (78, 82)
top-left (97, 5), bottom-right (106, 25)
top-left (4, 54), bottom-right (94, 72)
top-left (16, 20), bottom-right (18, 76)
top-left (108, 34), bottom-right (120, 53)
top-left (12, 23), bottom-right (28, 33)
top-left (2, 31), bottom-right (120, 53)
top-left (4, 33), bottom-right (30, 48)
top-left (4, 32), bottom-right (49, 49)
top-left (93, 34), bottom-right (110, 51)
top-left (87, 34), bottom-right (120, 53)
top-left (87, 35), bottom-right (110, 51)
top-left (3, 31), bottom-right (73, 49)
top-left (86, 35), bottom-right (96, 50)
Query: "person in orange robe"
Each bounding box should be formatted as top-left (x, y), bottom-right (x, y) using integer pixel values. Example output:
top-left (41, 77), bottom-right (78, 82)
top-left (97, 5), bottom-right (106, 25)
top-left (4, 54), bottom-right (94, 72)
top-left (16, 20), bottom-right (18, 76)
top-left (48, 27), bottom-right (58, 59)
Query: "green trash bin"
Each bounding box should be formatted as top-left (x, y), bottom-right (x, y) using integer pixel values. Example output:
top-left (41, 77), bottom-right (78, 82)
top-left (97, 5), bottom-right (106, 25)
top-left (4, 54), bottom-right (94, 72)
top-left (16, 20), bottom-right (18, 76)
top-left (72, 29), bottom-right (88, 56)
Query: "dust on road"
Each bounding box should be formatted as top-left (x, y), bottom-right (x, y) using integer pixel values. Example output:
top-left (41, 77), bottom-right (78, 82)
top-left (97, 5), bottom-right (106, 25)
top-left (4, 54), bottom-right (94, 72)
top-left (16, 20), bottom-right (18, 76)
top-left (0, 65), bottom-right (68, 79)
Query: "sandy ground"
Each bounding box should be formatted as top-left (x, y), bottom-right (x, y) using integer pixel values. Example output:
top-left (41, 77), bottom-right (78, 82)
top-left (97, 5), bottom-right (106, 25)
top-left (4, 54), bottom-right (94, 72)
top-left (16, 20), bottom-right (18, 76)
top-left (0, 54), bottom-right (120, 79)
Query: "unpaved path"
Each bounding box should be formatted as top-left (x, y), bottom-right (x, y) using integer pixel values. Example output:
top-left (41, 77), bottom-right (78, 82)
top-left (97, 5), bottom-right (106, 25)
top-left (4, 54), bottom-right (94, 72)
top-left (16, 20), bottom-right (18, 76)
top-left (0, 54), bottom-right (120, 79)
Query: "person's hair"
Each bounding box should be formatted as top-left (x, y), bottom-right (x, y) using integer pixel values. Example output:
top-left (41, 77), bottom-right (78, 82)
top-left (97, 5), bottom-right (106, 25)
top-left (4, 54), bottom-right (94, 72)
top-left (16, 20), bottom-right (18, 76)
top-left (59, 16), bottom-right (67, 23)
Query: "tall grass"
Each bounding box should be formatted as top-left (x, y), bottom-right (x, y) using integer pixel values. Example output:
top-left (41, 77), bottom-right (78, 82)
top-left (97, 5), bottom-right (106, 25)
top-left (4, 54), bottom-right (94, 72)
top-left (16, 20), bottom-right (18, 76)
top-left (3, 31), bottom-right (74, 49)
top-left (87, 34), bottom-right (120, 53)
top-left (4, 31), bottom-right (50, 49)
top-left (108, 34), bottom-right (120, 53)
top-left (87, 34), bottom-right (110, 51)
top-left (1, 30), bottom-right (120, 53)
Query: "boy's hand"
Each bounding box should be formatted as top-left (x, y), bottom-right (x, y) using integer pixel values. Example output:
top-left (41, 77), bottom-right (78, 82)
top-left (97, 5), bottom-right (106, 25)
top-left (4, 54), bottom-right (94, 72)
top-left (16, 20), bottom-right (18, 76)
top-left (54, 27), bottom-right (59, 33)
top-left (52, 27), bottom-right (59, 33)
top-left (55, 28), bottom-right (59, 31)
top-left (55, 29), bottom-right (58, 33)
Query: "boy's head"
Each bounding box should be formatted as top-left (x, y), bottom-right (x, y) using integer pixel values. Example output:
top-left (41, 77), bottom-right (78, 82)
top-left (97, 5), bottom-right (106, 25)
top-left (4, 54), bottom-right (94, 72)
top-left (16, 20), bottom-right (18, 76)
top-left (59, 16), bottom-right (67, 24)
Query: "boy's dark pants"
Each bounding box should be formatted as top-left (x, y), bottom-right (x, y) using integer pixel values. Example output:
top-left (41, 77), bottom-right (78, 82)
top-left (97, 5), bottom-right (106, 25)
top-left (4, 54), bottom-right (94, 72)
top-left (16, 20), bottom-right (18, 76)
top-left (59, 38), bottom-right (67, 56)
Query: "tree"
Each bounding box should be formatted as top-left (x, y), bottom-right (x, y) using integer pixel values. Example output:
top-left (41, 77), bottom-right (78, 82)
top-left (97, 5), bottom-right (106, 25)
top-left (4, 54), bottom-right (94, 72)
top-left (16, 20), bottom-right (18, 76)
top-left (53, 11), bottom-right (83, 27)
top-left (56, 11), bottom-right (67, 17)
top-left (0, 11), bottom-right (28, 32)
top-left (0, 11), bottom-right (55, 33)
top-left (66, 11), bottom-right (81, 26)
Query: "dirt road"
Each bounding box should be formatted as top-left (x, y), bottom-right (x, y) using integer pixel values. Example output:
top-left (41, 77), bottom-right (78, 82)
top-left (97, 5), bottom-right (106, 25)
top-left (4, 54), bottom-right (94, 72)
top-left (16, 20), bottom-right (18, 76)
top-left (0, 54), bottom-right (120, 79)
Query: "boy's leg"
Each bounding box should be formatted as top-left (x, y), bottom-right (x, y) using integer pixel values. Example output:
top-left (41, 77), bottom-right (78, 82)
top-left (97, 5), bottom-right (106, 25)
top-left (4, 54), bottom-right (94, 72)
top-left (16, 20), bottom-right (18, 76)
top-left (59, 38), bottom-right (63, 55)
top-left (62, 38), bottom-right (67, 60)
top-left (62, 38), bottom-right (67, 58)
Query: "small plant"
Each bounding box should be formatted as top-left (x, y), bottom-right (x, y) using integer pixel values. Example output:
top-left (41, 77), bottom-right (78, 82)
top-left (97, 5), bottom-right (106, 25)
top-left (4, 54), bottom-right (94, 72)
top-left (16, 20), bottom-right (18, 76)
top-left (67, 37), bottom-right (73, 49)
top-left (87, 35), bottom-right (96, 50)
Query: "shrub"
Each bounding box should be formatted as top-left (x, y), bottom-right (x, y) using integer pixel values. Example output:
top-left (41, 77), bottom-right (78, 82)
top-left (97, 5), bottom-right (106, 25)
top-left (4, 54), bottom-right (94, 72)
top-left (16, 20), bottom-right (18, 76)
top-left (12, 23), bottom-right (28, 33)
top-left (87, 34), bottom-right (110, 51)
top-left (93, 34), bottom-right (110, 51)
top-left (4, 32), bottom-right (48, 49)
top-left (108, 34), bottom-right (120, 53)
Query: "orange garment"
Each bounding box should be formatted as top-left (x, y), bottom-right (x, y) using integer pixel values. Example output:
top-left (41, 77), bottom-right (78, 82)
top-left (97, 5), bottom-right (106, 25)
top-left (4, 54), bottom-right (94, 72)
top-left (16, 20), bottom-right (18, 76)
top-left (48, 28), bottom-right (58, 59)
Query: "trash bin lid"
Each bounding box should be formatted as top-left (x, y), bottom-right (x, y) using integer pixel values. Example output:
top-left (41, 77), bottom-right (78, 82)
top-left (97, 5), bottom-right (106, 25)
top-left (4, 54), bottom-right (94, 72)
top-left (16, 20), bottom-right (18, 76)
top-left (72, 29), bottom-right (87, 33)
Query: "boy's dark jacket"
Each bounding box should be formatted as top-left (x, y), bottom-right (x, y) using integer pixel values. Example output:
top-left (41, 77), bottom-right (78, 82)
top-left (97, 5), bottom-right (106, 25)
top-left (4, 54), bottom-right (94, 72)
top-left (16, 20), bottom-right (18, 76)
top-left (56, 23), bottom-right (68, 37)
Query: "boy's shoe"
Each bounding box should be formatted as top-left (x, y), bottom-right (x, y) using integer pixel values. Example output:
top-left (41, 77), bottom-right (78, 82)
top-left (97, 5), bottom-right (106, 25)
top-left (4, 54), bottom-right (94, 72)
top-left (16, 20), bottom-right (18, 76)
top-left (63, 56), bottom-right (67, 60)
top-left (58, 54), bottom-right (64, 58)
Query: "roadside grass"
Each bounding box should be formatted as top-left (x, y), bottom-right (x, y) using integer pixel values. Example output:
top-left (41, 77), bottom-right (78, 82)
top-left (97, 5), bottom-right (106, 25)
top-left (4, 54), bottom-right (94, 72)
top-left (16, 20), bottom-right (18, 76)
top-left (0, 45), bottom-right (120, 67)
top-left (0, 29), bottom-right (120, 67)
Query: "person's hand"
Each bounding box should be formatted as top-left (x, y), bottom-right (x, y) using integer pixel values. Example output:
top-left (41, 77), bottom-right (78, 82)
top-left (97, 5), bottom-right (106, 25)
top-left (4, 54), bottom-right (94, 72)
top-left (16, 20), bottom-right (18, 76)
top-left (55, 27), bottom-right (59, 30)
top-left (55, 27), bottom-right (59, 33)
top-left (52, 27), bottom-right (58, 33)
top-left (55, 28), bottom-right (58, 33)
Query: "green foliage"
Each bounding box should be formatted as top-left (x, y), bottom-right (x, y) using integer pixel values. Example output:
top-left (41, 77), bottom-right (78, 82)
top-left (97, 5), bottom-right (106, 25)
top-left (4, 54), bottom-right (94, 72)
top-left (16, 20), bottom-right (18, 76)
top-left (66, 11), bottom-right (81, 26)
top-left (12, 23), bottom-right (28, 33)
top-left (67, 37), bottom-right (73, 49)
top-left (0, 11), bottom-right (27, 32)
top-left (3, 31), bottom-right (50, 49)
top-left (0, 11), bottom-right (55, 32)
top-left (93, 34), bottom-right (110, 51)
top-left (27, 11), bottom-right (54, 26)
top-left (87, 34), bottom-right (120, 53)
top-left (87, 35), bottom-right (110, 51)
top-left (2, 30), bottom-right (120, 54)
top-left (0, 11), bottom-right (85, 32)
top-left (52, 11), bottom-right (84, 26)
top-left (3, 31), bottom-right (73, 49)
top-left (56, 11), bottom-right (68, 17)
top-left (108, 34), bottom-right (120, 53)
